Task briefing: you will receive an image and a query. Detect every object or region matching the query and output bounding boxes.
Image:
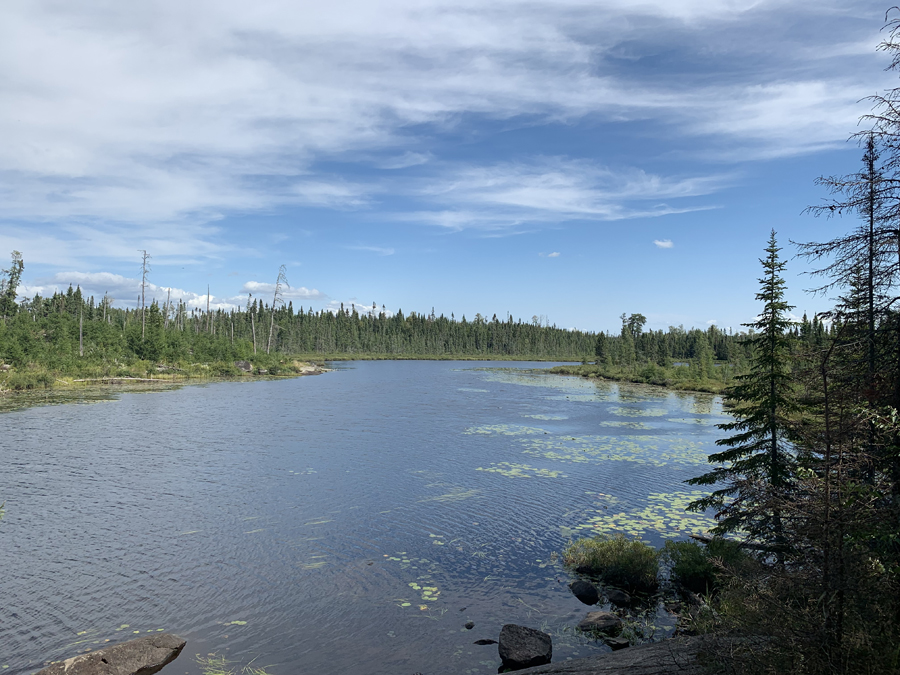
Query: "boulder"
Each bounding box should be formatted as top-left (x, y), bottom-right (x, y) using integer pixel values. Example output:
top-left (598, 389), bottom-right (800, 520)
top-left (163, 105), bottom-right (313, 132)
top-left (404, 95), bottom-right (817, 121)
top-left (465, 621), bottom-right (475, 629)
top-left (569, 580), bottom-right (599, 606)
top-left (234, 360), bottom-right (252, 372)
top-left (36, 633), bottom-right (186, 675)
top-left (604, 588), bottom-right (631, 607)
top-left (499, 624), bottom-right (553, 670)
top-left (577, 612), bottom-right (622, 636)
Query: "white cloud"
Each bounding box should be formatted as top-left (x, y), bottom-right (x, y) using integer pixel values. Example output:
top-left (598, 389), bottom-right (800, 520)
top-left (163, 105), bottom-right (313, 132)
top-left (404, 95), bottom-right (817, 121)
top-left (0, 0), bottom-right (887, 244)
top-left (706, 319), bottom-right (717, 324)
top-left (548, 252), bottom-right (561, 257)
top-left (347, 245), bottom-right (395, 256)
top-left (378, 152), bottom-right (433, 169)
top-left (654, 239), bottom-right (674, 248)
top-left (241, 280), bottom-right (326, 301)
top-left (404, 159), bottom-right (723, 231)
top-left (21, 271), bottom-right (240, 310)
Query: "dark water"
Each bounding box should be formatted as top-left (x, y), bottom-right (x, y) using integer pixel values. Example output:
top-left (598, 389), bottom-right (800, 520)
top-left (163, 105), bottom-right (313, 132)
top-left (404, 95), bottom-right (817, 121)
top-left (0, 361), bottom-right (729, 675)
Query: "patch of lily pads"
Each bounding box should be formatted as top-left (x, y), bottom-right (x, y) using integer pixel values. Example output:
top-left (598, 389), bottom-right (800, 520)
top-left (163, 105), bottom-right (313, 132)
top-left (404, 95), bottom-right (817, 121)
top-left (562, 490), bottom-right (718, 539)
top-left (475, 462), bottom-right (567, 478)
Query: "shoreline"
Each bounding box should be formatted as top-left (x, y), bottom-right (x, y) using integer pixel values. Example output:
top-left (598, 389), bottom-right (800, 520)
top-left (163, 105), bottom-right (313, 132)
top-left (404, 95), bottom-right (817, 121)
top-left (545, 364), bottom-right (728, 396)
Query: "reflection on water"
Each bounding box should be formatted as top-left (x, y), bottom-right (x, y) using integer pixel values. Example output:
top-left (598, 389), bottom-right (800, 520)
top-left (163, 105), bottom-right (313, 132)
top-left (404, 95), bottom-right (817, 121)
top-left (0, 362), bottom-right (730, 675)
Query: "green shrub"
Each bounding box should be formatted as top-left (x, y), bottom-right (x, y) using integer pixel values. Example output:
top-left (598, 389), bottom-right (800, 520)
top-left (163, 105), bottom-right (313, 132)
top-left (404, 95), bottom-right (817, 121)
top-left (2, 371), bottom-right (54, 390)
top-left (663, 538), bottom-right (746, 595)
top-left (562, 534), bottom-right (659, 593)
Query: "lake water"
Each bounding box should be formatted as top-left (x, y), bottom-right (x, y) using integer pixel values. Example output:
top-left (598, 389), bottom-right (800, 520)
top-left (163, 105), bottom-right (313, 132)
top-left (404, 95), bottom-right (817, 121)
top-left (0, 361), bottom-right (730, 675)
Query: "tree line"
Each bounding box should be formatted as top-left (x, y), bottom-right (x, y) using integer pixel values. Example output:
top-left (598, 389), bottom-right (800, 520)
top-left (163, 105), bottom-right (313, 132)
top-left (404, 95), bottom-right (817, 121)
top-left (670, 14), bottom-right (900, 673)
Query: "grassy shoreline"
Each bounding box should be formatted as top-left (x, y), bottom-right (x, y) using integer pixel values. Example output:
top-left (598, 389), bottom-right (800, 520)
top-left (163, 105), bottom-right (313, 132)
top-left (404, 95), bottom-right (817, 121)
top-left (546, 363), bottom-right (732, 395)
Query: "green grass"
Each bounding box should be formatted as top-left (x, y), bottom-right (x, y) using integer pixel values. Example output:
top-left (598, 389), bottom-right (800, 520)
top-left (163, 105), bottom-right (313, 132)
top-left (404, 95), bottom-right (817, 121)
top-left (562, 534), bottom-right (660, 594)
top-left (547, 363), bottom-right (741, 394)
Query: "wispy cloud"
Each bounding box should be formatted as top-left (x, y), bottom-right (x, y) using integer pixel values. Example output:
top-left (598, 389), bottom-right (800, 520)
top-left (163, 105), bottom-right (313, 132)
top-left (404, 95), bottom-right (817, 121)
top-left (347, 244), bottom-right (395, 256)
top-left (0, 0), bottom-right (887, 247)
top-left (539, 251), bottom-right (561, 257)
top-left (654, 239), bottom-right (674, 248)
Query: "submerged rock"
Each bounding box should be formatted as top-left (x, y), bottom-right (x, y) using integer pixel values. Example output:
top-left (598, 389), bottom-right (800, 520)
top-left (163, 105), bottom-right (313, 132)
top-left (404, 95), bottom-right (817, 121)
top-left (36, 633), bottom-right (186, 675)
top-left (474, 639), bottom-right (498, 645)
top-left (603, 636), bottom-right (630, 651)
top-left (569, 579), bottom-right (599, 606)
top-left (465, 621), bottom-right (475, 629)
top-left (604, 588), bottom-right (631, 607)
top-left (577, 611), bottom-right (622, 636)
top-left (499, 624), bottom-right (553, 670)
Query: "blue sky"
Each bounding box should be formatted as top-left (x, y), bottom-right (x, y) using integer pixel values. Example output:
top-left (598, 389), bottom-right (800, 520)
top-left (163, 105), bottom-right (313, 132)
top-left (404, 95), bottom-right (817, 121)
top-left (1, 0), bottom-right (896, 332)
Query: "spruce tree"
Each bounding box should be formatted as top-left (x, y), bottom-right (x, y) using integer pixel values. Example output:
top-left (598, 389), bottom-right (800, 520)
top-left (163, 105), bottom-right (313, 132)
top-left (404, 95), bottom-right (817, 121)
top-left (689, 231), bottom-right (797, 546)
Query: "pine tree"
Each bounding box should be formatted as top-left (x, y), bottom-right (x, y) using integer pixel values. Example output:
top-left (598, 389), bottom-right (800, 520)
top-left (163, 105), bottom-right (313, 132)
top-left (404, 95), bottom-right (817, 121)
top-left (689, 231), bottom-right (797, 547)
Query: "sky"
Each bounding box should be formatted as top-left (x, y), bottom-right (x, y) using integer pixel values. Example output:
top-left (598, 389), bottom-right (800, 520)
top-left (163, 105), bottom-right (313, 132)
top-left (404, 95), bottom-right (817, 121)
top-left (1, 0), bottom-right (898, 333)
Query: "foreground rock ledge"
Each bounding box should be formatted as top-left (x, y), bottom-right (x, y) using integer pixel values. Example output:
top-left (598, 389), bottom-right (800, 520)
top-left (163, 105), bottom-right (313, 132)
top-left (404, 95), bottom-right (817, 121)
top-left (35, 633), bottom-right (186, 675)
top-left (509, 636), bottom-right (707, 675)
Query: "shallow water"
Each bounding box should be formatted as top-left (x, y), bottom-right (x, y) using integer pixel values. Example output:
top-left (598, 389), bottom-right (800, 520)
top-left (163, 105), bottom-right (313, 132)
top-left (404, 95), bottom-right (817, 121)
top-left (0, 361), bottom-right (729, 674)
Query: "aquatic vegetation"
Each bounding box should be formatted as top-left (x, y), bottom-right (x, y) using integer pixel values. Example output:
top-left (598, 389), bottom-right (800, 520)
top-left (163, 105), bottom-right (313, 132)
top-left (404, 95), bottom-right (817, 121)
top-left (475, 462), bottom-right (567, 478)
top-left (196, 655), bottom-right (275, 675)
top-left (519, 435), bottom-right (710, 468)
top-left (597, 420), bottom-right (649, 429)
top-left (419, 488), bottom-right (480, 502)
top-left (572, 491), bottom-right (718, 539)
top-left (521, 413), bottom-right (568, 420)
top-left (464, 424), bottom-right (547, 436)
top-left (608, 406), bottom-right (668, 417)
top-left (562, 534), bottom-right (659, 593)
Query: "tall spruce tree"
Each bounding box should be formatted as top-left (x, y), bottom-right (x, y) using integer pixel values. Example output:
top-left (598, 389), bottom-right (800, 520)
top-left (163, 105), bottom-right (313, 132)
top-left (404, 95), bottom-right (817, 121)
top-left (689, 231), bottom-right (797, 545)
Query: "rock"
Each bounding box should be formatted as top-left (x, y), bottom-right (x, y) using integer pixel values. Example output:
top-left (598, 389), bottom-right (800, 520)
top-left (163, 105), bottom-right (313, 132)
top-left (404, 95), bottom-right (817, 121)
top-left (234, 360), bottom-right (252, 372)
top-left (35, 633), bottom-right (186, 675)
top-left (0, 364), bottom-right (11, 371)
top-left (493, 635), bottom-right (708, 674)
top-left (498, 624), bottom-right (553, 670)
top-left (257, 368), bottom-right (268, 375)
top-left (603, 636), bottom-right (630, 651)
top-left (465, 621), bottom-right (475, 629)
top-left (474, 639), bottom-right (498, 645)
top-left (577, 612), bottom-right (622, 636)
top-left (604, 588), bottom-right (631, 607)
top-left (568, 580), bottom-right (599, 606)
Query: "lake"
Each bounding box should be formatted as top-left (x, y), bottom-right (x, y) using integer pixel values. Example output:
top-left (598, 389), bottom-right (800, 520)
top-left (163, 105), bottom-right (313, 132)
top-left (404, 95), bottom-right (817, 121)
top-left (0, 361), bottom-right (729, 675)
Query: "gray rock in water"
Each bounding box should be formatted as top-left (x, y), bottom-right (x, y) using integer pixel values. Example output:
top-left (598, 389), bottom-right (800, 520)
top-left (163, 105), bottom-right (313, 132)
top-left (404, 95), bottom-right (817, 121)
top-left (568, 579), bottom-right (599, 606)
top-left (603, 636), bottom-right (630, 651)
top-left (604, 588), bottom-right (631, 607)
top-left (577, 611), bottom-right (622, 636)
top-left (465, 621), bottom-right (475, 629)
top-left (474, 639), bottom-right (498, 645)
top-left (35, 633), bottom-right (186, 675)
top-left (499, 624), bottom-right (553, 670)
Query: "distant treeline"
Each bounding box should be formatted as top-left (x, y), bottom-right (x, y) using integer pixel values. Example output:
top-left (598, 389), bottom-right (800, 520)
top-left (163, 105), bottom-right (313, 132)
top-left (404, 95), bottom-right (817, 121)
top-left (0, 263), bottom-right (830, 371)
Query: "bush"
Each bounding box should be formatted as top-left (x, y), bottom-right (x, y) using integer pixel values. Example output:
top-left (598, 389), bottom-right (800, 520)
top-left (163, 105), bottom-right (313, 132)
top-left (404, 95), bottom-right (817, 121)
top-left (562, 534), bottom-right (659, 593)
top-left (663, 538), bottom-right (746, 595)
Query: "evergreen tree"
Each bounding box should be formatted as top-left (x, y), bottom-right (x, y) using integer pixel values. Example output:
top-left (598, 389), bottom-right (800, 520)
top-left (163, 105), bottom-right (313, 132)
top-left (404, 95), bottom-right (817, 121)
top-left (688, 231), bottom-right (797, 547)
